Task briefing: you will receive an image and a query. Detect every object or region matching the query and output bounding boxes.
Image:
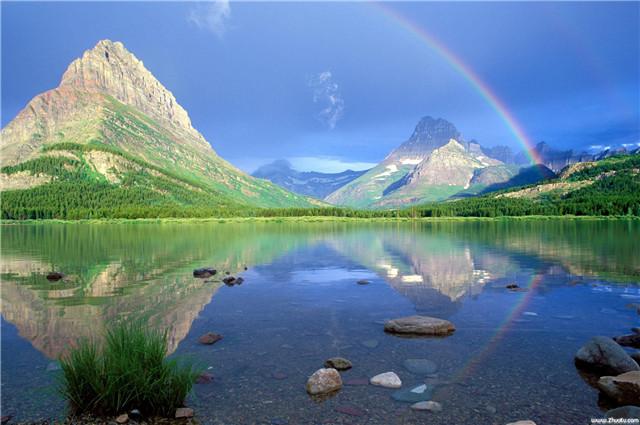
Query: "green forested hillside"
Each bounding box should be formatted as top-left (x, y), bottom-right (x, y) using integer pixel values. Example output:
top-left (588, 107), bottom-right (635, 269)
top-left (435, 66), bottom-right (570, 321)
top-left (1, 144), bottom-right (251, 219)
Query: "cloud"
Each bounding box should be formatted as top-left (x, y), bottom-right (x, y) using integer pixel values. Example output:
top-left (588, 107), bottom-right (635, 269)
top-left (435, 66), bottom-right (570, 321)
top-left (187, 0), bottom-right (231, 38)
top-left (308, 71), bottom-right (344, 129)
top-left (290, 156), bottom-right (375, 173)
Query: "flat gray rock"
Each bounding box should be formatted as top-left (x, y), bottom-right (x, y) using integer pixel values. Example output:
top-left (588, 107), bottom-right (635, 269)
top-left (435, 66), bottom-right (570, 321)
top-left (403, 359), bottom-right (438, 375)
top-left (384, 316), bottom-right (455, 337)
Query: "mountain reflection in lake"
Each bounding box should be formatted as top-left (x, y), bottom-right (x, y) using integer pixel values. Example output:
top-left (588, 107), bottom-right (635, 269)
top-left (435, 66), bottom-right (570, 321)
top-left (1, 219), bottom-right (639, 424)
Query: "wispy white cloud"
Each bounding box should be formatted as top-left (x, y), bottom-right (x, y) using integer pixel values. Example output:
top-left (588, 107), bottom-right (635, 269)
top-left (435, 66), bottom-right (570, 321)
top-left (187, 0), bottom-right (231, 38)
top-left (308, 71), bottom-right (344, 129)
top-left (290, 156), bottom-right (375, 173)
top-left (622, 142), bottom-right (640, 148)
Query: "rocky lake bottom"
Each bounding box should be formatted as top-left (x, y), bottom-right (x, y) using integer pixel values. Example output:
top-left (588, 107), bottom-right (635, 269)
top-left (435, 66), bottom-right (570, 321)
top-left (1, 220), bottom-right (639, 424)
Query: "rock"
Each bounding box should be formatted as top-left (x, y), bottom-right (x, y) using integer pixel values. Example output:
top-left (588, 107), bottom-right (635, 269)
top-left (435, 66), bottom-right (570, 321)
top-left (411, 401), bottom-right (442, 412)
top-left (46, 362), bottom-right (62, 372)
top-left (361, 339), bottom-right (378, 348)
top-left (195, 371), bottom-right (214, 384)
top-left (175, 407), bottom-right (194, 418)
top-left (335, 406), bottom-right (365, 416)
top-left (392, 383), bottom-right (434, 402)
top-left (129, 409), bottom-right (141, 418)
top-left (244, 266), bottom-right (248, 270)
top-left (384, 316), bottom-right (455, 337)
top-left (486, 405), bottom-right (497, 414)
top-left (193, 267), bottom-right (216, 278)
top-left (222, 276), bottom-right (236, 285)
top-left (46, 272), bottom-right (65, 281)
top-left (1, 414), bottom-right (13, 425)
top-left (324, 357), bottom-right (353, 371)
top-left (197, 332), bottom-right (223, 345)
top-left (403, 359), bottom-right (438, 375)
top-left (631, 351), bottom-right (640, 364)
top-left (306, 368), bottom-right (343, 395)
top-left (115, 413), bottom-right (129, 424)
top-left (597, 371), bottom-right (640, 406)
top-left (506, 284), bottom-right (518, 289)
top-left (612, 334), bottom-right (640, 349)
top-left (370, 371), bottom-right (402, 388)
top-left (356, 280), bottom-right (371, 285)
top-left (605, 406), bottom-right (640, 420)
top-left (506, 421), bottom-right (537, 425)
top-left (574, 336), bottom-right (640, 376)
top-left (235, 277), bottom-right (244, 285)
top-left (632, 327), bottom-right (640, 335)
top-left (272, 373), bottom-right (287, 380)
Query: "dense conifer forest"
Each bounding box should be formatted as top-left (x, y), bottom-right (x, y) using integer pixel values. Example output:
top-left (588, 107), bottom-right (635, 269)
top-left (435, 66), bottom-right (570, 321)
top-left (2, 150), bottom-right (639, 220)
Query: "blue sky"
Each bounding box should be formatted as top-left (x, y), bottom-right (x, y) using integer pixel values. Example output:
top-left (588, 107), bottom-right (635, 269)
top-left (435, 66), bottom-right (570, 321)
top-left (2, 1), bottom-right (638, 173)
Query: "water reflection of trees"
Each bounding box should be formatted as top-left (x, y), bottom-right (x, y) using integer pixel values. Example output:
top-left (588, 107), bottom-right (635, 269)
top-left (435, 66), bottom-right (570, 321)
top-left (1, 220), bottom-right (636, 359)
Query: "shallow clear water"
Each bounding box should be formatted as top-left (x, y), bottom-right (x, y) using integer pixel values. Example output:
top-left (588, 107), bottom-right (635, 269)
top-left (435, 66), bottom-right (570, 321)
top-left (1, 219), bottom-right (639, 424)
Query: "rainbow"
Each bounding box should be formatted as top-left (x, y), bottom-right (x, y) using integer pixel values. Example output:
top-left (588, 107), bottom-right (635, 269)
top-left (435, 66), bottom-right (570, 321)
top-left (370, 3), bottom-right (543, 165)
top-left (444, 273), bottom-right (547, 388)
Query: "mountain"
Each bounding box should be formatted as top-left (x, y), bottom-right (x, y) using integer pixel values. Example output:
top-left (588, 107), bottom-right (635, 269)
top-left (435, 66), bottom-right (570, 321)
top-left (513, 142), bottom-right (640, 172)
top-left (0, 40), bottom-right (326, 219)
top-left (326, 116), bottom-right (550, 209)
top-left (408, 153), bottom-right (640, 217)
top-left (252, 159), bottom-right (367, 199)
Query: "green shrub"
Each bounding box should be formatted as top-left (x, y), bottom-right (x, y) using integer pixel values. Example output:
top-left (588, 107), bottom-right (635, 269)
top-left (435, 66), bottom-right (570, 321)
top-left (56, 322), bottom-right (203, 417)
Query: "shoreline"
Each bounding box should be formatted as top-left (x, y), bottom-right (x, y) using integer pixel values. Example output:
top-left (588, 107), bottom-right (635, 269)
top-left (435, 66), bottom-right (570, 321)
top-left (1, 215), bottom-right (639, 225)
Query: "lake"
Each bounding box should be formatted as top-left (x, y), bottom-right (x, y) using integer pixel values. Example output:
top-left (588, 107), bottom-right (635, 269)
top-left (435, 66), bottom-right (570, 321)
top-left (1, 219), bottom-right (639, 424)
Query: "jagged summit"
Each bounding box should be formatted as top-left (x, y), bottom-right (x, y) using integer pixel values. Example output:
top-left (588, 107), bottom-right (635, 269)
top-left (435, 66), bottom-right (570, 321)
top-left (385, 116), bottom-right (466, 163)
top-left (1, 40), bottom-right (326, 210)
top-left (60, 39), bottom-right (195, 136)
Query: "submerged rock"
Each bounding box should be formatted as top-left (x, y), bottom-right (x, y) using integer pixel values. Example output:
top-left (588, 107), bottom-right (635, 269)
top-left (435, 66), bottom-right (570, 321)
top-left (193, 267), bottom-right (216, 278)
top-left (195, 371), bottom-right (214, 384)
top-left (306, 368), bottom-right (342, 395)
top-left (384, 316), bottom-right (455, 337)
top-left (115, 413), bottom-right (129, 424)
top-left (411, 401), bottom-right (442, 412)
top-left (574, 336), bottom-right (640, 376)
top-left (403, 358), bottom-right (438, 375)
top-left (198, 332), bottom-right (223, 345)
top-left (356, 280), bottom-right (371, 285)
top-left (392, 383), bottom-right (435, 402)
top-left (324, 357), bottom-right (353, 371)
top-left (175, 407), bottom-right (194, 418)
top-left (370, 371), bottom-right (402, 388)
top-left (335, 406), bottom-right (365, 416)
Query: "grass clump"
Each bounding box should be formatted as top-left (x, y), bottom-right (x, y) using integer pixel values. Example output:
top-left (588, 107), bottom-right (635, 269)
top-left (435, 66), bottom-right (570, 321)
top-left (56, 321), bottom-right (203, 417)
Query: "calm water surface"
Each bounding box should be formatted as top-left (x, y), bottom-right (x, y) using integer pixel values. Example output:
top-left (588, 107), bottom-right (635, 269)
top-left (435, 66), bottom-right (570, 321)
top-left (1, 219), bottom-right (639, 424)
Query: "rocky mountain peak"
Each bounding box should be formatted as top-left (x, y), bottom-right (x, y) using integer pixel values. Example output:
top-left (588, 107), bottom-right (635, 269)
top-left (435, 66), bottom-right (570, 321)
top-left (60, 39), bottom-right (195, 134)
top-left (385, 116), bottom-right (466, 163)
top-left (410, 116), bottom-right (464, 144)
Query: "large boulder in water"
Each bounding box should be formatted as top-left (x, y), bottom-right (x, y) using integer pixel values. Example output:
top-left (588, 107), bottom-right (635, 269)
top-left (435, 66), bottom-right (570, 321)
top-left (574, 336), bottom-right (639, 376)
top-left (306, 368), bottom-right (342, 395)
top-left (598, 371), bottom-right (640, 406)
top-left (384, 315), bottom-right (455, 337)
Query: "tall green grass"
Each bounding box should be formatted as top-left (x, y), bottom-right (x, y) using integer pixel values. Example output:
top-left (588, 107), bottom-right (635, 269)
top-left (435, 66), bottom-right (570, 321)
top-left (56, 322), bottom-right (203, 417)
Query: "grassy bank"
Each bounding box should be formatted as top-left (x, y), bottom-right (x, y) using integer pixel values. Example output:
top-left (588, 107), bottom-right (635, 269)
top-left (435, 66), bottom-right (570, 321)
top-left (2, 214), bottom-right (639, 225)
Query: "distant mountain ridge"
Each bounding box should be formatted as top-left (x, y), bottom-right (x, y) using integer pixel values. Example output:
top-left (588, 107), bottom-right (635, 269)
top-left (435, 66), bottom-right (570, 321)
top-left (0, 40), bottom-right (326, 219)
top-left (325, 116), bottom-right (554, 209)
top-left (252, 160), bottom-right (367, 199)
